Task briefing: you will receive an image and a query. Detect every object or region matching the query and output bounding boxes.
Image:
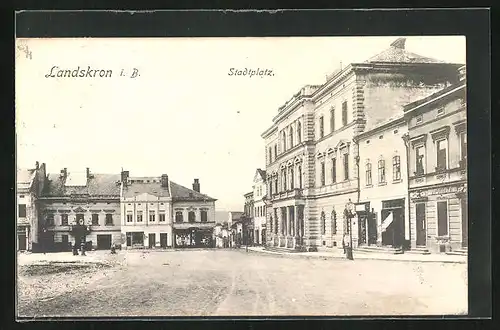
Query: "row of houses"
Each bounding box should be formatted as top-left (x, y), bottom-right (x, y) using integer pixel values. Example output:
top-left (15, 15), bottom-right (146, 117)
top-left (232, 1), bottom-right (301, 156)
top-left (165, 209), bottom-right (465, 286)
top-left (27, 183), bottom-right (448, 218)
top-left (256, 38), bottom-right (467, 254)
top-left (16, 167), bottom-right (217, 251)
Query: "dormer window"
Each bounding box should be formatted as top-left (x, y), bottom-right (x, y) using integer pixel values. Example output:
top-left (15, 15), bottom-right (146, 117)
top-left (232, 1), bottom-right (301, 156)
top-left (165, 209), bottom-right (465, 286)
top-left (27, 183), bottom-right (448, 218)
top-left (437, 107), bottom-right (445, 117)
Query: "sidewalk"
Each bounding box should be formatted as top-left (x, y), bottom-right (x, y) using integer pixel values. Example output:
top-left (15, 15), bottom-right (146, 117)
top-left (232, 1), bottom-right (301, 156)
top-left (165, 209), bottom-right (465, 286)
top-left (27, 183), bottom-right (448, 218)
top-left (245, 246), bottom-right (467, 264)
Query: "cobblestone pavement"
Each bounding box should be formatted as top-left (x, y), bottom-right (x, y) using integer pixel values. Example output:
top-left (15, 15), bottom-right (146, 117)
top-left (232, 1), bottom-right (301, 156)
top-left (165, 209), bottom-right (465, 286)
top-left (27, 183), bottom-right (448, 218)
top-left (17, 249), bottom-right (467, 317)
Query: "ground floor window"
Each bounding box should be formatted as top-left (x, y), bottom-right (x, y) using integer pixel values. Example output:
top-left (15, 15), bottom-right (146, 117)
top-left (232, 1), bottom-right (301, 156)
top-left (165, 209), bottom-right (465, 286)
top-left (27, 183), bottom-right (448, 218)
top-left (126, 232), bottom-right (144, 247)
top-left (437, 201), bottom-right (448, 236)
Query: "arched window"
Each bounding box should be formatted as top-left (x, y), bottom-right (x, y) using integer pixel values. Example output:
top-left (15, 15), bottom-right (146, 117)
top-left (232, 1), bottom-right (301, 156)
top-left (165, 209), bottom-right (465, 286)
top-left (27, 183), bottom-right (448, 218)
top-left (331, 209), bottom-right (337, 235)
top-left (298, 165), bottom-right (302, 188)
top-left (289, 126), bottom-right (294, 148)
top-left (378, 159), bottom-right (386, 183)
top-left (321, 211), bottom-right (326, 235)
top-left (290, 167), bottom-right (294, 189)
top-left (297, 121), bottom-right (302, 143)
top-left (282, 169), bottom-right (287, 191)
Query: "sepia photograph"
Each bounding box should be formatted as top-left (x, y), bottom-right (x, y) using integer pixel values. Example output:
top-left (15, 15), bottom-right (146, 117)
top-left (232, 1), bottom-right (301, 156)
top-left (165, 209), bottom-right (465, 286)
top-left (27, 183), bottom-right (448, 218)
top-left (16, 34), bottom-right (468, 318)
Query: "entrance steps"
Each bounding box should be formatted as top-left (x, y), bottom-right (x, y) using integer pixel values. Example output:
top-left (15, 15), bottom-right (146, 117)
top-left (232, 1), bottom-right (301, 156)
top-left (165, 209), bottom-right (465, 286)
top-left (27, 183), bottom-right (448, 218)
top-left (446, 247), bottom-right (468, 256)
top-left (405, 246), bottom-right (431, 255)
top-left (264, 246), bottom-right (302, 253)
top-left (355, 245), bottom-right (404, 254)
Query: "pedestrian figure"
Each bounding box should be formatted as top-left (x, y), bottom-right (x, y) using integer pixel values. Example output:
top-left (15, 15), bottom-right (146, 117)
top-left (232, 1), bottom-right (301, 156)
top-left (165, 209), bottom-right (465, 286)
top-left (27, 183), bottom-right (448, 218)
top-left (110, 243), bottom-right (117, 254)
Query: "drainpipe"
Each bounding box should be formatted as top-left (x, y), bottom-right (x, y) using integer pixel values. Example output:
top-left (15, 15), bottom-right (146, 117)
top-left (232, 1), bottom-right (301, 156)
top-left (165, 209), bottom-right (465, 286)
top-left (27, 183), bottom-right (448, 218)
top-left (352, 138), bottom-right (361, 204)
top-left (402, 133), bottom-right (412, 251)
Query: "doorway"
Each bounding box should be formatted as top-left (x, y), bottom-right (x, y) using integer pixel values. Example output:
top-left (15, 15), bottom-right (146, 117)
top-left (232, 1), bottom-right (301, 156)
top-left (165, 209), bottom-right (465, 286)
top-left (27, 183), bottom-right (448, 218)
top-left (415, 203), bottom-right (427, 246)
top-left (358, 215), bottom-right (367, 245)
top-left (18, 232), bottom-right (26, 250)
top-left (160, 233), bottom-right (168, 248)
top-left (461, 198), bottom-right (468, 247)
top-left (367, 213), bottom-right (377, 245)
top-left (149, 233), bottom-right (156, 248)
top-left (381, 207), bottom-right (404, 247)
top-left (97, 234), bottom-right (112, 250)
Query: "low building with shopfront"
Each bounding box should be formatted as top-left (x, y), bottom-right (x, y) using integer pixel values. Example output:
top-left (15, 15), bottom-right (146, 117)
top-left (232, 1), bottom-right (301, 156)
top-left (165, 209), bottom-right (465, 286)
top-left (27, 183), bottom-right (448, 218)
top-left (403, 65), bottom-right (467, 254)
top-left (39, 167), bottom-right (121, 252)
top-left (355, 115), bottom-right (410, 250)
top-left (16, 162), bottom-right (47, 251)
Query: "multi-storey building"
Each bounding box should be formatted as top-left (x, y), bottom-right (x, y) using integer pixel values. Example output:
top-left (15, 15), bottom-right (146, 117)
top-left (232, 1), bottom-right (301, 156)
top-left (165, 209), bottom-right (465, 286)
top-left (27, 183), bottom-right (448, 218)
top-left (243, 191), bottom-right (254, 243)
top-left (16, 161), bottom-right (46, 251)
top-left (262, 38), bottom-right (463, 252)
top-left (120, 171), bottom-right (217, 248)
top-left (39, 167), bottom-right (121, 251)
top-left (356, 115), bottom-right (409, 249)
top-left (403, 65), bottom-right (467, 254)
top-left (252, 169), bottom-right (267, 245)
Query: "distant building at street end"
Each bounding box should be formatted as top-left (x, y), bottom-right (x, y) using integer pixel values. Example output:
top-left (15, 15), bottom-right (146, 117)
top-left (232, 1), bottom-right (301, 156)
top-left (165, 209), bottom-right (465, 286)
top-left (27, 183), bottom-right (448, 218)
top-left (243, 191), bottom-right (254, 243)
top-left (16, 161), bottom-right (47, 251)
top-left (403, 66), bottom-right (467, 254)
top-left (262, 37), bottom-right (464, 252)
top-left (121, 171), bottom-right (217, 249)
top-left (38, 167), bottom-right (121, 252)
top-left (252, 168), bottom-right (267, 245)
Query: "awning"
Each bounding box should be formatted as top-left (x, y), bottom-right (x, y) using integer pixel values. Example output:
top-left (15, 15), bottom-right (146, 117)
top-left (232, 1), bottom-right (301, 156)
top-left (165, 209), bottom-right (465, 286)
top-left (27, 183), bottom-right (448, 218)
top-left (381, 212), bottom-right (394, 232)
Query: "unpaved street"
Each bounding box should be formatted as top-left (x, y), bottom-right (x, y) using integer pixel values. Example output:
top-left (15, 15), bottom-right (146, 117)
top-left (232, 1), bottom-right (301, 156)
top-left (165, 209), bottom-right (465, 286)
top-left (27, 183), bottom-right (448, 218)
top-left (17, 250), bottom-right (467, 317)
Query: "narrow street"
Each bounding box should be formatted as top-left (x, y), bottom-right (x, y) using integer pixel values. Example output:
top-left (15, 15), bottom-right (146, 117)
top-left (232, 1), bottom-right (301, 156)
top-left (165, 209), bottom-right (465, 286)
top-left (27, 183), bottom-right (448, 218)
top-left (17, 250), bottom-right (468, 317)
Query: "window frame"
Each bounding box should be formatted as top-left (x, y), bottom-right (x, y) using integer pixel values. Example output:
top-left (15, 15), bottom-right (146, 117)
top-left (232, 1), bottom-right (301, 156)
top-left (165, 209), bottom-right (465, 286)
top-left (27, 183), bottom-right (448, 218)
top-left (378, 159), bottom-right (386, 184)
top-left (319, 116), bottom-right (324, 139)
top-left (91, 213), bottom-right (99, 226)
top-left (61, 213), bottom-right (69, 226)
top-left (342, 101), bottom-right (348, 126)
top-left (392, 156), bottom-right (401, 181)
top-left (437, 200), bottom-right (449, 236)
top-left (436, 138), bottom-right (448, 171)
top-left (365, 162), bottom-right (372, 186)
top-left (18, 204), bottom-right (27, 218)
top-left (105, 213), bottom-right (113, 226)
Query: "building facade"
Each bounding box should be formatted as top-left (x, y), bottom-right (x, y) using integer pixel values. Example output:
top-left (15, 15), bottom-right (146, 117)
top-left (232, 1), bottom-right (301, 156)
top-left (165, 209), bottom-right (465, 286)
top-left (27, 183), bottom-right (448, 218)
top-left (403, 65), bottom-right (467, 253)
top-left (16, 161), bottom-right (46, 251)
top-left (252, 169), bottom-right (267, 245)
top-left (121, 171), bottom-right (217, 249)
top-left (262, 38), bottom-right (463, 252)
top-left (243, 191), bottom-right (255, 244)
top-left (39, 168), bottom-right (121, 251)
top-left (356, 116), bottom-right (409, 248)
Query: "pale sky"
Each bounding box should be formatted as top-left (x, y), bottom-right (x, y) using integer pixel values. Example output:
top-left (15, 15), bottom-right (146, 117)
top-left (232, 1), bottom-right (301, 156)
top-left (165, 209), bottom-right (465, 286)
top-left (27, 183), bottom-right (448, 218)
top-left (15, 36), bottom-right (466, 211)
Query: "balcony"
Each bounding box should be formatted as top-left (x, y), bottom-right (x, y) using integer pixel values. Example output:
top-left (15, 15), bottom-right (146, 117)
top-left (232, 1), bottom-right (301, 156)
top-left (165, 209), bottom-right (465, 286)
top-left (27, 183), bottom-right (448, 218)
top-left (271, 188), bottom-right (303, 202)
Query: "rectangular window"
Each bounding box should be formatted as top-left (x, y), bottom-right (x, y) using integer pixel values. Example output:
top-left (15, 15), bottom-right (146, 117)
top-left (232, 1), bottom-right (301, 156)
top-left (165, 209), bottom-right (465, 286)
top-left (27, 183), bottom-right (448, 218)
top-left (365, 163), bottom-right (372, 186)
top-left (188, 211), bottom-right (196, 223)
top-left (460, 132), bottom-right (467, 163)
top-left (149, 211), bottom-right (155, 222)
top-left (331, 158), bottom-right (337, 183)
top-left (437, 201), bottom-right (448, 236)
top-left (343, 154), bottom-right (349, 180)
top-left (274, 145), bottom-right (278, 160)
top-left (342, 101), bottom-right (348, 126)
top-left (18, 204), bottom-right (27, 218)
top-left (137, 211), bottom-right (143, 222)
top-left (298, 166), bottom-right (302, 188)
top-left (105, 214), bottom-right (113, 226)
top-left (175, 211), bottom-right (183, 223)
top-left (61, 214), bottom-right (68, 226)
top-left (269, 147), bottom-right (272, 163)
top-left (75, 214), bottom-right (84, 225)
top-left (46, 214), bottom-right (55, 226)
top-left (319, 116), bottom-right (324, 138)
top-left (393, 156), bottom-right (401, 181)
top-left (330, 108), bottom-right (335, 132)
top-left (436, 139), bottom-right (447, 171)
top-left (126, 213), bottom-right (133, 222)
top-left (378, 160), bottom-right (386, 183)
top-left (290, 168), bottom-right (294, 189)
top-left (320, 162), bottom-right (326, 186)
top-left (415, 146), bottom-right (425, 175)
top-left (159, 213), bottom-right (165, 222)
top-left (201, 210), bottom-right (208, 222)
top-left (92, 214), bottom-right (99, 225)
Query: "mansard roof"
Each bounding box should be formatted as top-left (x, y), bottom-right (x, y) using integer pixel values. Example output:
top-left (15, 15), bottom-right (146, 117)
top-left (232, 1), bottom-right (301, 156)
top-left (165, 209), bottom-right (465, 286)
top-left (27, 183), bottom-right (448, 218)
top-left (43, 173), bottom-right (121, 197)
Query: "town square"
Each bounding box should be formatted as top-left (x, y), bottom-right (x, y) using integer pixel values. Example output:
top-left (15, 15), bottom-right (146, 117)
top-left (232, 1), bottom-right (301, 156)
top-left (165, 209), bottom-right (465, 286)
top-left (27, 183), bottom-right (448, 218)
top-left (16, 35), bottom-right (469, 317)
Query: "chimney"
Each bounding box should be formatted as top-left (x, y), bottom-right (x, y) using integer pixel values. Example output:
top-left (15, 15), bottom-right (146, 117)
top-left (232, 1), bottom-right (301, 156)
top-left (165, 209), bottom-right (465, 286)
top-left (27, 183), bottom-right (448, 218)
top-left (121, 170), bottom-right (129, 184)
top-left (390, 37), bottom-right (406, 50)
top-left (192, 178), bottom-right (200, 192)
top-left (161, 174), bottom-right (169, 188)
top-left (35, 161), bottom-right (39, 170)
top-left (86, 167), bottom-right (90, 179)
top-left (60, 168), bottom-right (67, 179)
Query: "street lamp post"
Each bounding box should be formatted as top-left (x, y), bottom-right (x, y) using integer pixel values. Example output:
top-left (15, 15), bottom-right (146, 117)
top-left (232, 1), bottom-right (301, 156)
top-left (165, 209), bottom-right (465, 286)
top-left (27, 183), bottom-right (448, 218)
top-left (345, 199), bottom-right (355, 260)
